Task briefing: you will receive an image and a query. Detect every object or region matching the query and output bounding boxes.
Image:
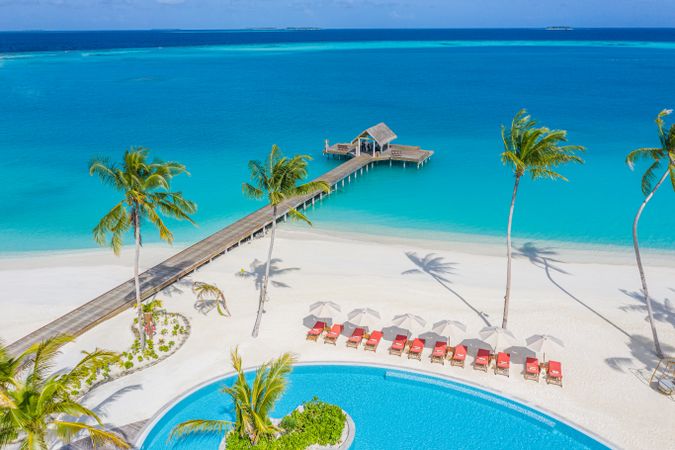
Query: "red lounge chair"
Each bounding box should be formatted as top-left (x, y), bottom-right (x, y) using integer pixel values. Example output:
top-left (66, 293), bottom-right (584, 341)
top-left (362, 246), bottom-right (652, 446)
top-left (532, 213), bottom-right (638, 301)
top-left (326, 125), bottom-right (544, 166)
top-left (546, 361), bottom-right (563, 387)
top-left (408, 338), bottom-right (426, 360)
top-left (323, 323), bottom-right (343, 345)
top-left (495, 352), bottom-right (510, 377)
top-left (306, 321), bottom-right (326, 341)
top-left (389, 334), bottom-right (408, 356)
top-left (524, 357), bottom-right (540, 382)
top-left (364, 331), bottom-right (383, 352)
top-left (430, 341), bottom-right (448, 365)
top-left (450, 345), bottom-right (467, 367)
top-left (474, 348), bottom-right (490, 372)
top-left (346, 328), bottom-right (365, 348)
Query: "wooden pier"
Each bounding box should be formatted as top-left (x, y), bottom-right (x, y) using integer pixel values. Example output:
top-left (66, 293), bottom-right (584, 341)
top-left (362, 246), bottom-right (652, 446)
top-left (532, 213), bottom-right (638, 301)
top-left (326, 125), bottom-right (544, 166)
top-left (7, 125), bottom-right (433, 356)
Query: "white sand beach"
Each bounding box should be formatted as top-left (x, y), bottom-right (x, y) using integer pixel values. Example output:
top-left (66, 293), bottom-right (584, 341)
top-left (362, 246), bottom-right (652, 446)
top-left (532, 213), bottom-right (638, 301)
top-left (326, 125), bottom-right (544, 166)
top-left (2, 227), bottom-right (675, 449)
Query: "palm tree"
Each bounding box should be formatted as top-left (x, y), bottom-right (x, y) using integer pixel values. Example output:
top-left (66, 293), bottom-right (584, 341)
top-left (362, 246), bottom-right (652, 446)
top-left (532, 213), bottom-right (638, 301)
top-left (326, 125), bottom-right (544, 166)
top-left (0, 335), bottom-right (129, 449)
top-left (192, 282), bottom-right (230, 316)
top-left (171, 348), bottom-right (296, 445)
top-left (90, 147), bottom-right (197, 349)
top-left (500, 109), bottom-right (585, 329)
top-left (242, 145), bottom-right (330, 337)
top-left (626, 109), bottom-right (675, 358)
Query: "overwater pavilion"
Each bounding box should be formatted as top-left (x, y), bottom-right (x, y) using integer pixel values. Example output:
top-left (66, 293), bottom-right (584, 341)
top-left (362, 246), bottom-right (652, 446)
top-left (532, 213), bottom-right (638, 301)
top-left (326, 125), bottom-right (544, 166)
top-left (352, 122), bottom-right (397, 156)
top-left (323, 122), bottom-right (433, 167)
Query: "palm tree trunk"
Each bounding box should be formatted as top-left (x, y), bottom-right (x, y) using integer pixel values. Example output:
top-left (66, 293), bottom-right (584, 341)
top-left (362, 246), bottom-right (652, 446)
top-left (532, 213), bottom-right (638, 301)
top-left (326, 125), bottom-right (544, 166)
top-left (632, 168), bottom-right (670, 359)
top-left (133, 209), bottom-right (145, 350)
top-left (502, 174), bottom-right (521, 329)
top-left (252, 205), bottom-right (277, 337)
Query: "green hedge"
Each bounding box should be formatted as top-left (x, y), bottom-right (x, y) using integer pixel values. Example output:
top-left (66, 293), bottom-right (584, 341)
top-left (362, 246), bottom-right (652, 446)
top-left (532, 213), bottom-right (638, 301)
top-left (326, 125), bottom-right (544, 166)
top-left (225, 399), bottom-right (346, 450)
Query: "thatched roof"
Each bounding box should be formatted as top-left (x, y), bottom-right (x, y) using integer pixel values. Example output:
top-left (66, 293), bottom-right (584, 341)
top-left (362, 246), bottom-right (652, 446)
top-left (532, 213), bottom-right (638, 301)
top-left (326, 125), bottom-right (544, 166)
top-left (352, 122), bottom-right (397, 146)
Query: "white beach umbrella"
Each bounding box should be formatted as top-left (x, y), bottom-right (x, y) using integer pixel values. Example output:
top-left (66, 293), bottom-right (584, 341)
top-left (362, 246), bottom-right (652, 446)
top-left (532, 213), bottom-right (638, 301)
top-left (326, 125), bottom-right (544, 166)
top-left (390, 313), bottom-right (427, 335)
top-left (346, 308), bottom-right (381, 330)
top-left (479, 326), bottom-right (518, 352)
top-left (526, 334), bottom-right (564, 362)
top-left (308, 301), bottom-right (341, 320)
top-left (431, 320), bottom-right (467, 343)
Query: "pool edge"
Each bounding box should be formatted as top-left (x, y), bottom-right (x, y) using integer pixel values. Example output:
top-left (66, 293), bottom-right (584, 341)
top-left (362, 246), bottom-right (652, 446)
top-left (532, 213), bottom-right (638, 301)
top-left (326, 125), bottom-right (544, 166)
top-left (134, 360), bottom-right (617, 449)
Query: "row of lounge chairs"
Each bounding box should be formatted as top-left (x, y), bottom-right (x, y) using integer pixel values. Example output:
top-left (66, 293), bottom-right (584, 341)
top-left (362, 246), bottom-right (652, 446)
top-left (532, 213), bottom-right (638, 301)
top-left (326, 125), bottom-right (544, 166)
top-left (306, 321), bottom-right (563, 386)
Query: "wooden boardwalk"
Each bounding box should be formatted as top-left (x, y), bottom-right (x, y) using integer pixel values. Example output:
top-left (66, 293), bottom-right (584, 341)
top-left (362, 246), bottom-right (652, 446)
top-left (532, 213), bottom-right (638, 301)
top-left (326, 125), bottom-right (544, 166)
top-left (8, 153), bottom-right (417, 355)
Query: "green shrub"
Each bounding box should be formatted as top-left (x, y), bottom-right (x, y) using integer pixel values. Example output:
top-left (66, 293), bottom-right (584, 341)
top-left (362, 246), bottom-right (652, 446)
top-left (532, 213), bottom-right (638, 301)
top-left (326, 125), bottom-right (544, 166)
top-left (224, 399), bottom-right (345, 450)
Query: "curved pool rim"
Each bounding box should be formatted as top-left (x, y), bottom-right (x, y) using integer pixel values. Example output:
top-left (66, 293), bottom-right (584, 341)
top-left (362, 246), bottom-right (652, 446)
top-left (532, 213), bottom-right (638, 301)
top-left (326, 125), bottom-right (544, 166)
top-left (135, 360), bottom-right (614, 449)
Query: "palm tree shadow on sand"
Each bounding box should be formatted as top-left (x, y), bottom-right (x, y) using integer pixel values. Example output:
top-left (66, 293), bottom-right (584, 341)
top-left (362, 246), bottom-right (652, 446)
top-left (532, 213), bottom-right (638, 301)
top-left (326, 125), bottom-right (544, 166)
top-left (515, 242), bottom-right (631, 339)
top-left (402, 251), bottom-right (491, 326)
top-left (236, 258), bottom-right (300, 292)
top-left (618, 288), bottom-right (675, 330)
top-left (515, 242), bottom-right (672, 383)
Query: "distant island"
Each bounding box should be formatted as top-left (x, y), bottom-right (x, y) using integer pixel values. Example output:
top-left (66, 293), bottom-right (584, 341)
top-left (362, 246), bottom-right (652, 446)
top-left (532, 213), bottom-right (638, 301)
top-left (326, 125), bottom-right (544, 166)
top-left (545, 26), bottom-right (574, 31)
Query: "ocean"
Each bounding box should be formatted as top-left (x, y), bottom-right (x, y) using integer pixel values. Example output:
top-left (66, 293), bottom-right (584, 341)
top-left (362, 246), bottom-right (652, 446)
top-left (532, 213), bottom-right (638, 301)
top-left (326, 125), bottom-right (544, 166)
top-left (1, 29), bottom-right (674, 253)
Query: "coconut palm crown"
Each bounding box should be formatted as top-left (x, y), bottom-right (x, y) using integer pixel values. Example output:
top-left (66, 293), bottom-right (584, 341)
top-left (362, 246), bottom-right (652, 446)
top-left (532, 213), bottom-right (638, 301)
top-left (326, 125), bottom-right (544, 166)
top-left (171, 348), bottom-right (296, 445)
top-left (90, 147), bottom-right (197, 348)
top-left (243, 145), bottom-right (330, 337)
top-left (0, 335), bottom-right (128, 449)
top-left (500, 109), bottom-right (585, 329)
top-left (625, 109), bottom-right (675, 358)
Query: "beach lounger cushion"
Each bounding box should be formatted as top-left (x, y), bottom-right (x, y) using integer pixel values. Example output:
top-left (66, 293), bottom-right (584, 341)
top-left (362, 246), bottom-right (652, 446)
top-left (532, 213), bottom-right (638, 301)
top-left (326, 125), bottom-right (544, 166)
top-left (475, 349), bottom-right (490, 365)
top-left (525, 357), bottom-right (540, 374)
top-left (391, 335), bottom-right (407, 350)
top-left (452, 345), bottom-right (467, 361)
top-left (365, 331), bottom-right (383, 345)
top-left (432, 341), bottom-right (447, 357)
top-left (348, 328), bottom-right (365, 342)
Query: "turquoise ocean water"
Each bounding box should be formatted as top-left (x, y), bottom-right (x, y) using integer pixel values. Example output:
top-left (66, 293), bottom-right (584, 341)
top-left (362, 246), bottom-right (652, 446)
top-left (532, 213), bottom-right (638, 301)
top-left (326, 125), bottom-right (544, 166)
top-left (1, 30), bottom-right (675, 253)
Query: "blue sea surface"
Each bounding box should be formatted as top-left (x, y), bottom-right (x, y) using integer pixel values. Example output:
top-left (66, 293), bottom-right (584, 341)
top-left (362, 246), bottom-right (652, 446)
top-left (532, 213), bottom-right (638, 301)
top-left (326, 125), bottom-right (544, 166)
top-left (139, 365), bottom-right (607, 450)
top-left (1, 29), bottom-right (674, 252)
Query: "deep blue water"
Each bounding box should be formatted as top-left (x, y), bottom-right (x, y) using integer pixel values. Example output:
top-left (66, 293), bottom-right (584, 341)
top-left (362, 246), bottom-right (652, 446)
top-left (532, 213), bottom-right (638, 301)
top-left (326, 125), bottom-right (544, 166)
top-left (140, 365), bottom-right (607, 450)
top-left (1, 29), bottom-right (675, 252)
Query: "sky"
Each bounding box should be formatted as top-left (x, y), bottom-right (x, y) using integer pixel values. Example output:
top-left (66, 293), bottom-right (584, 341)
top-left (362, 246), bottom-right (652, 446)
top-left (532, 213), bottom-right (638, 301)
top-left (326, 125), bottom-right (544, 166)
top-left (0, 0), bottom-right (674, 31)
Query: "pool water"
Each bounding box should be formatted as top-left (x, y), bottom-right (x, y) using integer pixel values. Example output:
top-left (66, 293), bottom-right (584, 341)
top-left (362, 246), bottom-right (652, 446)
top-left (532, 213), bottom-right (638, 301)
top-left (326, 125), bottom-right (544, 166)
top-left (139, 365), bottom-right (606, 449)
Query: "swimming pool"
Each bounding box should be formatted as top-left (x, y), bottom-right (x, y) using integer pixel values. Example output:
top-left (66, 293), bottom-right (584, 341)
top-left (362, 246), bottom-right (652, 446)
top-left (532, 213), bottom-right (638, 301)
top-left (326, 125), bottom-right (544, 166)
top-left (138, 364), bottom-right (608, 449)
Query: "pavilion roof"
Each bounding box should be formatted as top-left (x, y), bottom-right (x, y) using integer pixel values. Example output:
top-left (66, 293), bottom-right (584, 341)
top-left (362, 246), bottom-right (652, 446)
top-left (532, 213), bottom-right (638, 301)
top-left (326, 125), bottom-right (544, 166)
top-left (351, 122), bottom-right (397, 146)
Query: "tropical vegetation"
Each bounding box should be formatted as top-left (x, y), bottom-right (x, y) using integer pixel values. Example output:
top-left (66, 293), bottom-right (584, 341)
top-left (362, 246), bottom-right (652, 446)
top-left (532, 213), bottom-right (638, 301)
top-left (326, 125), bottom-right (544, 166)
top-left (171, 347), bottom-right (296, 444)
top-left (626, 108), bottom-right (675, 358)
top-left (242, 145), bottom-right (330, 337)
top-left (0, 335), bottom-right (129, 449)
top-left (500, 109), bottom-right (585, 329)
top-left (90, 147), bottom-right (197, 349)
top-left (192, 281), bottom-right (230, 316)
top-left (171, 349), bottom-right (345, 449)
top-left (225, 399), bottom-right (345, 450)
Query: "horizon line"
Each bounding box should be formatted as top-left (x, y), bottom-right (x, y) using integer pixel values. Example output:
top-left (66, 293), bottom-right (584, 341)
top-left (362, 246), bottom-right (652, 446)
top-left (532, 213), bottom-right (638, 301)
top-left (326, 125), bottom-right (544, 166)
top-left (3, 26), bottom-right (675, 33)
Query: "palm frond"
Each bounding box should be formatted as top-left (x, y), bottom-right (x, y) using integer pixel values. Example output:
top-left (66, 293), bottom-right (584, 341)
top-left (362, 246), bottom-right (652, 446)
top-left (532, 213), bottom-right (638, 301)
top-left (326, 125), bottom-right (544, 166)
top-left (192, 282), bottom-right (229, 316)
top-left (242, 182), bottom-right (264, 200)
top-left (25, 335), bottom-right (73, 387)
top-left (53, 420), bottom-right (130, 448)
top-left (287, 208), bottom-right (312, 226)
top-left (500, 109), bottom-right (584, 180)
top-left (626, 147), bottom-right (662, 170)
top-left (169, 420), bottom-right (232, 440)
